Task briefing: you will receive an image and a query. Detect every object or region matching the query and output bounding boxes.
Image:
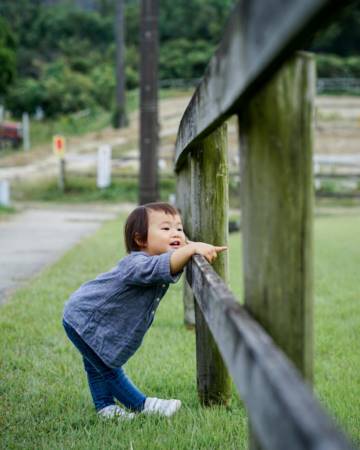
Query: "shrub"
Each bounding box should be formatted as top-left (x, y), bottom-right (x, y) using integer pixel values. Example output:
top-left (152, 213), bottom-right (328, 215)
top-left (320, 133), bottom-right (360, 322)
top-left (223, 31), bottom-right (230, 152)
top-left (316, 54), bottom-right (360, 78)
top-left (159, 39), bottom-right (214, 80)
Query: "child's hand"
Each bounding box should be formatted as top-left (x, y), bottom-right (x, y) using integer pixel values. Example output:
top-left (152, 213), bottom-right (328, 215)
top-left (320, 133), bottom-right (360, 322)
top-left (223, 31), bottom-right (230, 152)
top-left (190, 242), bottom-right (227, 264)
top-left (170, 241), bottom-right (227, 274)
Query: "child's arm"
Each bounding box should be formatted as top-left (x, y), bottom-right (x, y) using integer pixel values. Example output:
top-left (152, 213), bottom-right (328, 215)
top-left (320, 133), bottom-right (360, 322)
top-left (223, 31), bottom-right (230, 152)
top-left (170, 242), bottom-right (227, 275)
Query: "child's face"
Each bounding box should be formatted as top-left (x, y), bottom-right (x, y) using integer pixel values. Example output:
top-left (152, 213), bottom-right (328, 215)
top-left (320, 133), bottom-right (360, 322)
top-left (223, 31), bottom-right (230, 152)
top-left (142, 210), bottom-right (186, 255)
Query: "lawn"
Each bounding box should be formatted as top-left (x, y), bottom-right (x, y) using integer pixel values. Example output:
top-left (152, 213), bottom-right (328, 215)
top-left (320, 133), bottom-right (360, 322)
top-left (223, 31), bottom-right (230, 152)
top-left (0, 205), bottom-right (16, 219)
top-left (12, 175), bottom-right (176, 204)
top-left (0, 212), bottom-right (359, 449)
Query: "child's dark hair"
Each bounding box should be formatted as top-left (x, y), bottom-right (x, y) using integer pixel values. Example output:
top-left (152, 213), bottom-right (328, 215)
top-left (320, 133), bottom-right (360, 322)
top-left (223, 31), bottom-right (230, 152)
top-left (124, 202), bottom-right (180, 253)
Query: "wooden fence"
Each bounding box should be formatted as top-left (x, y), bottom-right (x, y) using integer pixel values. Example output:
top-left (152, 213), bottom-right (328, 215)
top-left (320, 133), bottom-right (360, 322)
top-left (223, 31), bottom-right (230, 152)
top-left (175, 1), bottom-right (356, 449)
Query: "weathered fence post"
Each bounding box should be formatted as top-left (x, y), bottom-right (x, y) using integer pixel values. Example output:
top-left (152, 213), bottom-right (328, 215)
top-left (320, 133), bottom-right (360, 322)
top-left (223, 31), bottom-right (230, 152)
top-left (191, 123), bottom-right (231, 405)
top-left (176, 154), bottom-right (195, 328)
top-left (238, 52), bottom-right (315, 449)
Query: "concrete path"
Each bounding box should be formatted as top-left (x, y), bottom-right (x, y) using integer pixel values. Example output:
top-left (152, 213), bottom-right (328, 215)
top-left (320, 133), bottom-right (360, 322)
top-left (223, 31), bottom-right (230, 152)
top-left (0, 203), bottom-right (134, 304)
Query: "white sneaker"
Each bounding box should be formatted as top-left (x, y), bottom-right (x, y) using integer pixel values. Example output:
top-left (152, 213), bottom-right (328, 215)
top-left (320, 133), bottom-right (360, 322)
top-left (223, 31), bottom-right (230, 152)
top-left (97, 404), bottom-right (135, 420)
top-left (143, 397), bottom-right (181, 417)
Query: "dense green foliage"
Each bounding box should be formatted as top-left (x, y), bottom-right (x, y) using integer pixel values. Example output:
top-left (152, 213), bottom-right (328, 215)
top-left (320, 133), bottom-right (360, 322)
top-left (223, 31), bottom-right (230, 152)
top-left (0, 0), bottom-right (234, 117)
top-left (0, 0), bottom-right (359, 117)
top-left (310, 1), bottom-right (360, 56)
top-left (316, 54), bottom-right (360, 78)
top-left (312, 1), bottom-right (360, 79)
top-left (0, 17), bottom-right (16, 96)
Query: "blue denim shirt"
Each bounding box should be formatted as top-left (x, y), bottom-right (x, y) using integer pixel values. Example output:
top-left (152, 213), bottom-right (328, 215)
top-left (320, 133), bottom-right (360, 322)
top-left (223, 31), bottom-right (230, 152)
top-left (63, 251), bottom-right (181, 368)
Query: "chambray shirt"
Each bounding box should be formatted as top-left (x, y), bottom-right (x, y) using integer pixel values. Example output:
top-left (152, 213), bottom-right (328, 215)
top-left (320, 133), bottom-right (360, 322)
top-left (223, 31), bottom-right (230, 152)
top-left (63, 251), bottom-right (181, 368)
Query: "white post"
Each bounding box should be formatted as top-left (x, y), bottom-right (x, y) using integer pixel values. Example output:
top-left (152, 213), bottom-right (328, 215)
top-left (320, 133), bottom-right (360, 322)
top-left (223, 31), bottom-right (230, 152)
top-left (58, 159), bottom-right (66, 192)
top-left (22, 113), bottom-right (30, 151)
top-left (168, 193), bottom-right (176, 205)
top-left (97, 145), bottom-right (112, 188)
top-left (0, 105), bottom-right (4, 123)
top-left (0, 180), bottom-right (10, 207)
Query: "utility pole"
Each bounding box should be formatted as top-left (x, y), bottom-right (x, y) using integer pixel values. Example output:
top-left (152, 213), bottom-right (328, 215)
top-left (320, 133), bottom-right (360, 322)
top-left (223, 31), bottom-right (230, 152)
top-left (139, 0), bottom-right (159, 204)
top-left (115, 0), bottom-right (128, 128)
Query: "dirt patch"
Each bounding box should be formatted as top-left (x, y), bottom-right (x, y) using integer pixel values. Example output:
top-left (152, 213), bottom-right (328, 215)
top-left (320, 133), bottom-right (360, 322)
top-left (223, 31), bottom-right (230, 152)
top-left (1, 95), bottom-right (359, 183)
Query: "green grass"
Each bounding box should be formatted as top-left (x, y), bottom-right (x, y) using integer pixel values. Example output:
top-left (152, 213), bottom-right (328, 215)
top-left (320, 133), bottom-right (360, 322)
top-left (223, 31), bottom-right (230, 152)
top-left (11, 173), bottom-right (242, 207)
top-left (12, 175), bottom-right (176, 204)
top-left (315, 197), bottom-right (360, 209)
top-left (1, 213), bottom-right (360, 449)
top-left (0, 204), bottom-right (16, 216)
top-left (312, 215), bottom-right (360, 441)
top-left (29, 109), bottom-right (111, 148)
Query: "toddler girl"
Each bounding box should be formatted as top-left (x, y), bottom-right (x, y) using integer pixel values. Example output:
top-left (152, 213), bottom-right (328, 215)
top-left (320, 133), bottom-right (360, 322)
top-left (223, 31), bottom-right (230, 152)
top-left (63, 202), bottom-right (226, 419)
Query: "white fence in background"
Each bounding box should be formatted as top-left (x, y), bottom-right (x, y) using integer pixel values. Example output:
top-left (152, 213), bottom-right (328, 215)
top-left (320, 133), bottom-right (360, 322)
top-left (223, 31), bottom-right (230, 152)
top-left (158, 77), bottom-right (360, 94)
top-left (317, 78), bottom-right (360, 93)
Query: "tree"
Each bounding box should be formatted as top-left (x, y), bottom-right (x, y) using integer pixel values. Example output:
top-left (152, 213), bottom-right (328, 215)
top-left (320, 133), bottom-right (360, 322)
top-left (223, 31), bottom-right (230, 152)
top-left (0, 17), bottom-right (16, 96)
top-left (114, 0), bottom-right (128, 128)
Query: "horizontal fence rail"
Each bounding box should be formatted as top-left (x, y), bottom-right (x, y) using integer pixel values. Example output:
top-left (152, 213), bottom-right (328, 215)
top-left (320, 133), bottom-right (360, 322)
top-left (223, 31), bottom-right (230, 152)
top-left (187, 255), bottom-right (355, 450)
top-left (174, 0), bottom-right (349, 169)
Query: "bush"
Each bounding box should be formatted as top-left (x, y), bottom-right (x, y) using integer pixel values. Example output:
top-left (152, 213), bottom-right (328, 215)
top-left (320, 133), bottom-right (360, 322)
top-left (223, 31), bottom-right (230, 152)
top-left (346, 57), bottom-right (360, 78)
top-left (43, 64), bottom-right (96, 116)
top-left (159, 39), bottom-right (214, 80)
top-left (90, 64), bottom-right (115, 110)
top-left (125, 46), bottom-right (139, 89)
top-left (7, 60), bottom-right (97, 117)
top-left (316, 54), bottom-right (360, 78)
top-left (0, 17), bottom-right (16, 95)
top-left (6, 78), bottom-right (44, 116)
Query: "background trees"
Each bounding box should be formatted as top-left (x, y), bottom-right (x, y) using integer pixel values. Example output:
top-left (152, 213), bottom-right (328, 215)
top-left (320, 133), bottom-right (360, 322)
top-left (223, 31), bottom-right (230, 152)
top-left (0, 0), bottom-right (359, 118)
top-left (0, 17), bottom-right (16, 97)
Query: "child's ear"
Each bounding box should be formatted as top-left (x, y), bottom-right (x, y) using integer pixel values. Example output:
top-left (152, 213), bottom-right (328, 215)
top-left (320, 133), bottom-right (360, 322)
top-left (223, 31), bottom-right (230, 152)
top-left (134, 233), bottom-right (146, 249)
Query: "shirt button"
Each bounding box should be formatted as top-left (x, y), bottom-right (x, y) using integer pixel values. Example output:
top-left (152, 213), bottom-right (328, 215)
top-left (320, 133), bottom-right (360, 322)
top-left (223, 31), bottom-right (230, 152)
top-left (162, 284), bottom-right (166, 288)
top-left (151, 311), bottom-right (155, 315)
top-left (156, 297), bottom-right (160, 302)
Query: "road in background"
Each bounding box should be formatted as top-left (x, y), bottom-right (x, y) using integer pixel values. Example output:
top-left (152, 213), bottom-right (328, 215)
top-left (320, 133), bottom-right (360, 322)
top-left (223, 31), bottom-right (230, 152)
top-left (0, 203), bottom-right (134, 304)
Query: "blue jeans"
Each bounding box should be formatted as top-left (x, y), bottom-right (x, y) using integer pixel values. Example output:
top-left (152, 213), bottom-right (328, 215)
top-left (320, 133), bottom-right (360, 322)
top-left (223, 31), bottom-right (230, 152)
top-left (63, 320), bottom-right (146, 412)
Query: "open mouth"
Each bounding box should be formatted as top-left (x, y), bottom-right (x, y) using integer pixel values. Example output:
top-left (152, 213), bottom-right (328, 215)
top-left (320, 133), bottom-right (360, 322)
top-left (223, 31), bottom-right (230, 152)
top-left (170, 240), bottom-right (181, 248)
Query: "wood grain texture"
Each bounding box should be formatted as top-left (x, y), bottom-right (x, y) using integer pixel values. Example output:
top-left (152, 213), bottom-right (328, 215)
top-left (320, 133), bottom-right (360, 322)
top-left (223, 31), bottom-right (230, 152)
top-left (190, 124), bottom-right (231, 405)
top-left (239, 52), bottom-right (315, 382)
top-left (176, 155), bottom-right (195, 327)
top-left (239, 52), bottom-right (315, 449)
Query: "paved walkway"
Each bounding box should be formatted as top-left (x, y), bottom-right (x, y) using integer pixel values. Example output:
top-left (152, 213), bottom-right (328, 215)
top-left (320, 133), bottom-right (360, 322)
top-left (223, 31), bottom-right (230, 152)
top-left (0, 203), bottom-right (134, 304)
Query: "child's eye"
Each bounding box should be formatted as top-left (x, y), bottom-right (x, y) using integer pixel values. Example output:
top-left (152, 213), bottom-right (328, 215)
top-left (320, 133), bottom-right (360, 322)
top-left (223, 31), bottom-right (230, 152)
top-left (161, 227), bottom-right (170, 231)
top-left (177, 228), bottom-right (183, 232)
